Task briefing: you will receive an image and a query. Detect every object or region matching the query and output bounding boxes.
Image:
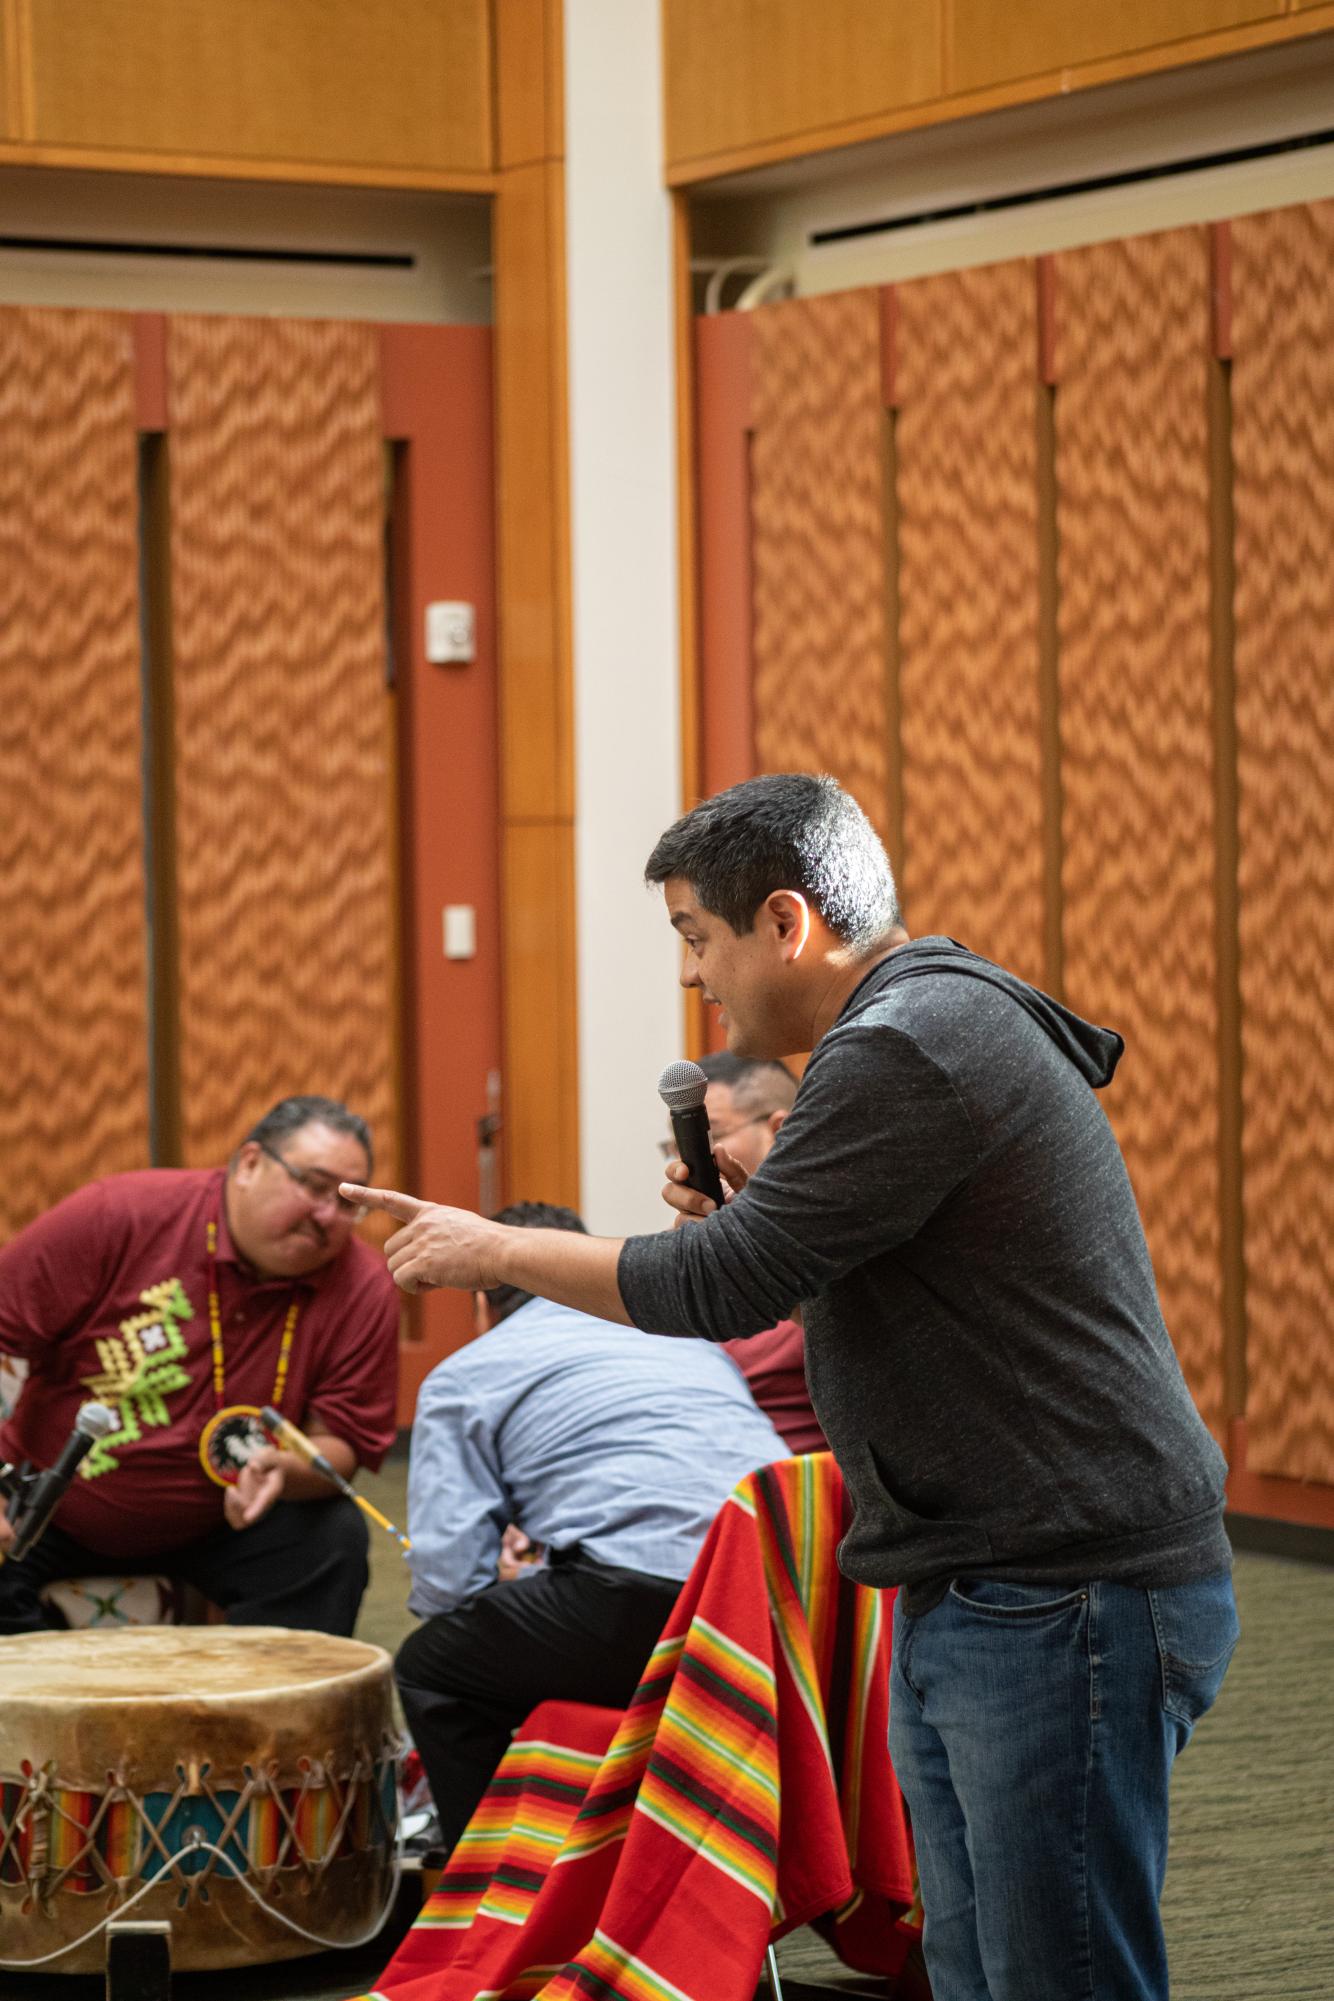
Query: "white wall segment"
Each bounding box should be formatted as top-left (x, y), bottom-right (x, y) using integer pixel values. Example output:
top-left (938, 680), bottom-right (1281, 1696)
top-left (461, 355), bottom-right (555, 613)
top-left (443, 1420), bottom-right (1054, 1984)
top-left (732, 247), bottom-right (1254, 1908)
top-left (565, 0), bottom-right (685, 1238)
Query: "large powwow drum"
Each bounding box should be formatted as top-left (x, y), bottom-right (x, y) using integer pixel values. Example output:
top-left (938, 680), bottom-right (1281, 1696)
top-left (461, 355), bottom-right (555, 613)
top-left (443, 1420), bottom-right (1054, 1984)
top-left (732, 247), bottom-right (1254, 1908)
top-left (0, 1628), bottom-right (400, 1973)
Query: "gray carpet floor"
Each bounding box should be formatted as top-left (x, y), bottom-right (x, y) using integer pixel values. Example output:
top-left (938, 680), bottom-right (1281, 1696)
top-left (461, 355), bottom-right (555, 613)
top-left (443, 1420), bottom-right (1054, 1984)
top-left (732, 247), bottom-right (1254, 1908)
top-left (7, 1454), bottom-right (1332, 1998)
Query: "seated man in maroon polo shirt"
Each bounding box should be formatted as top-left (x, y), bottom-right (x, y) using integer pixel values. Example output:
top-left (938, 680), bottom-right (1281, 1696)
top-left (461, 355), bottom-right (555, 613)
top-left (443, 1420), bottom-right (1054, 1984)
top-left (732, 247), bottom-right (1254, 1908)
top-left (0, 1095), bottom-right (398, 1636)
top-left (663, 1053), bottom-right (827, 1456)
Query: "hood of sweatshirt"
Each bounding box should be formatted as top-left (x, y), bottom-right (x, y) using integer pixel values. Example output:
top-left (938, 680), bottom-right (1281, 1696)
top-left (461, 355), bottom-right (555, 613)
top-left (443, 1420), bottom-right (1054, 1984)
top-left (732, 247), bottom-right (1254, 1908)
top-left (839, 936), bottom-right (1124, 1090)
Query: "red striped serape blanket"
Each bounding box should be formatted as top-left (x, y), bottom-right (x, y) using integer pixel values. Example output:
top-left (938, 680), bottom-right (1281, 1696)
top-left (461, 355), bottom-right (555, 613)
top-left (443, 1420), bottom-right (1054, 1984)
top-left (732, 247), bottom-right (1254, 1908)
top-left (361, 1453), bottom-right (918, 2001)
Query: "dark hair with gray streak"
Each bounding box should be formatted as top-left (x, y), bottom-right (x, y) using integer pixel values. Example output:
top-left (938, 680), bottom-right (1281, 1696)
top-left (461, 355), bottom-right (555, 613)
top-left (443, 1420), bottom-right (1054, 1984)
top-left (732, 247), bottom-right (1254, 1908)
top-left (240, 1096), bottom-right (373, 1175)
top-left (483, 1201), bottom-right (588, 1327)
top-left (644, 772), bottom-right (900, 952)
top-left (697, 1051), bottom-right (797, 1120)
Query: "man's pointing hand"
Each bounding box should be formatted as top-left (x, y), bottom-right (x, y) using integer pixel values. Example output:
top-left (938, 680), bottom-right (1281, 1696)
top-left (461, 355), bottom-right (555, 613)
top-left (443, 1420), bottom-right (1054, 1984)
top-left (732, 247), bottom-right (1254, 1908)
top-left (339, 1185), bottom-right (504, 1295)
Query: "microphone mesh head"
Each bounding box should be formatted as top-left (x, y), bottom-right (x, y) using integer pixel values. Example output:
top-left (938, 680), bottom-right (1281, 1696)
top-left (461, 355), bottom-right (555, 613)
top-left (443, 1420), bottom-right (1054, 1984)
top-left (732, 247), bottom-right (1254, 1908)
top-left (658, 1058), bottom-right (708, 1112)
top-left (75, 1402), bottom-right (118, 1439)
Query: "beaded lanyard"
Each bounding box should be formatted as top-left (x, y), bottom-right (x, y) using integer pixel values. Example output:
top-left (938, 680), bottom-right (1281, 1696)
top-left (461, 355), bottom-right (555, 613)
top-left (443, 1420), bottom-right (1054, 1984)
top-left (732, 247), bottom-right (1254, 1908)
top-left (205, 1216), bottom-right (300, 1412)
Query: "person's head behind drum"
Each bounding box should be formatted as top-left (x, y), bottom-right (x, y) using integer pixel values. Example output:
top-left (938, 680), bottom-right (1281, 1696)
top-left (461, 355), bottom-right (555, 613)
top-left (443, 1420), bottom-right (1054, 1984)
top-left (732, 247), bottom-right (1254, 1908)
top-left (226, 1096), bottom-right (373, 1280)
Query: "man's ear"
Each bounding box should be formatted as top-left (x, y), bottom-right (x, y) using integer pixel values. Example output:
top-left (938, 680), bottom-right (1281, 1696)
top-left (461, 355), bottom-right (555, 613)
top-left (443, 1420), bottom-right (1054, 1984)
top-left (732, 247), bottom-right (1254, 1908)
top-left (472, 1290), bottom-right (491, 1338)
top-left (768, 1108), bottom-right (788, 1138)
top-left (762, 890), bottom-right (811, 960)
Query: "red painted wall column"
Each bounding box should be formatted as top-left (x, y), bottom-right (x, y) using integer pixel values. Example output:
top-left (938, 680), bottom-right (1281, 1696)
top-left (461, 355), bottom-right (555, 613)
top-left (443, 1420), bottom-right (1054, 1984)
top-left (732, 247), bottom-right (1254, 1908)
top-left (381, 325), bottom-right (501, 1420)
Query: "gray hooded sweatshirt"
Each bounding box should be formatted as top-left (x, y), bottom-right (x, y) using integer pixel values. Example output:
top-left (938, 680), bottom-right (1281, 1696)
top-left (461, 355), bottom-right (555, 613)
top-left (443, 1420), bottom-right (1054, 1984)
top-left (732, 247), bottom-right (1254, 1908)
top-left (618, 937), bottom-right (1230, 1612)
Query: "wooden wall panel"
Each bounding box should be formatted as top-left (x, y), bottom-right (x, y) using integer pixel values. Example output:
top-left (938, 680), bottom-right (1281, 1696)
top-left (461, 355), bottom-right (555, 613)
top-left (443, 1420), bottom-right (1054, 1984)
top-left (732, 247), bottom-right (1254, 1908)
top-left (1230, 201), bottom-right (1334, 1483)
top-left (665, 0), bottom-right (941, 171)
top-left (490, 0), bottom-right (579, 1207)
top-left (495, 0), bottom-right (564, 170)
top-left (894, 263), bottom-right (1045, 982)
top-left (949, 0), bottom-right (1281, 94)
top-left (0, 11), bottom-right (12, 142)
top-left (166, 316), bottom-right (397, 1178)
top-left (494, 161), bottom-right (572, 827)
top-left (695, 311), bottom-right (755, 802)
top-left (492, 110), bottom-right (580, 1208)
top-left (0, 306), bottom-right (148, 1237)
top-left (22, 0), bottom-right (491, 177)
top-left (1054, 231), bottom-right (1225, 1435)
top-left (663, 0), bottom-right (1334, 181)
top-left (749, 290), bottom-right (892, 845)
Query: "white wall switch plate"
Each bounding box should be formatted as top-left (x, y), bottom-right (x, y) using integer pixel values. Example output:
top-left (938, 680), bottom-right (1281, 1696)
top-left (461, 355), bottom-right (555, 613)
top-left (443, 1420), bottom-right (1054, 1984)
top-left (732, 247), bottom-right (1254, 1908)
top-left (425, 601), bottom-right (475, 664)
top-left (443, 905), bottom-right (477, 959)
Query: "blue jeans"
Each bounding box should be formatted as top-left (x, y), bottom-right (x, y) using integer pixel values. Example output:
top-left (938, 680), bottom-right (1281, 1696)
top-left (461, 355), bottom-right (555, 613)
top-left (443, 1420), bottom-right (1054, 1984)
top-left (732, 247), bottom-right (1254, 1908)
top-left (888, 1570), bottom-right (1238, 2001)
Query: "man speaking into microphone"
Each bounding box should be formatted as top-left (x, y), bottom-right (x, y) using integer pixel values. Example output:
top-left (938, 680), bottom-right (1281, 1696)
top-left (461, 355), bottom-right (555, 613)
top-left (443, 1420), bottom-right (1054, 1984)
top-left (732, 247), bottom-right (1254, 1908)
top-left (345, 773), bottom-right (1237, 2001)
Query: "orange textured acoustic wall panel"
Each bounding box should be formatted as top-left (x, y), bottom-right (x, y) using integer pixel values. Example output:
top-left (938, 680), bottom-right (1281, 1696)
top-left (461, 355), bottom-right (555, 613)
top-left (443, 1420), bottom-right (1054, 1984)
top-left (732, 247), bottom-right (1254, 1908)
top-left (166, 316), bottom-right (396, 1179)
top-left (894, 262), bottom-right (1045, 982)
top-left (1053, 231), bottom-right (1225, 1436)
top-left (749, 291), bottom-right (892, 846)
top-left (0, 307), bottom-right (149, 1237)
top-left (1230, 201), bottom-right (1334, 1484)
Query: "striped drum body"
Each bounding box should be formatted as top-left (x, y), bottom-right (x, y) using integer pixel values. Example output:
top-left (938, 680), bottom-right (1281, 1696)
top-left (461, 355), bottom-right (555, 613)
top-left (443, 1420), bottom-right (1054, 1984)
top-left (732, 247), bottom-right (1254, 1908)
top-left (0, 1628), bottom-right (399, 1972)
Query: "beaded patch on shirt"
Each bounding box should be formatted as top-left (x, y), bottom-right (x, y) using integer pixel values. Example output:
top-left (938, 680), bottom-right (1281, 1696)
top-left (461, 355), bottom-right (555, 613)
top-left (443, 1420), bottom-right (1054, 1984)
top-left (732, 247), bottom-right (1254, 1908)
top-left (78, 1278), bottom-right (195, 1478)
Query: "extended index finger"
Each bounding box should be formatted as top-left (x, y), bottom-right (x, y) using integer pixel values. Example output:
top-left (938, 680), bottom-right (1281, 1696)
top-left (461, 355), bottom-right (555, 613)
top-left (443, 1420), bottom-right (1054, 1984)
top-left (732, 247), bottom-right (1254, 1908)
top-left (340, 1183), bottom-right (428, 1223)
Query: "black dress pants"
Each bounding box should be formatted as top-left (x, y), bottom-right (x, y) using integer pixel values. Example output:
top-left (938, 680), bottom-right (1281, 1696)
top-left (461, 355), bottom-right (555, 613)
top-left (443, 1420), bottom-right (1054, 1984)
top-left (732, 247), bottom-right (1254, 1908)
top-left (0, 1497), bottom-right (369, 1637)
top-left (395, 1551), bottom-right (681, 1854)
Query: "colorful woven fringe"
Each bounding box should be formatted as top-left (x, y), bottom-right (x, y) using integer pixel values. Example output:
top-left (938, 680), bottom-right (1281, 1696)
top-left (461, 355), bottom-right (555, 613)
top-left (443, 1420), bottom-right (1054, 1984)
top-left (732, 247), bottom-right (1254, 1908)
top-left (361, 1454), bottom-right (919, 2001)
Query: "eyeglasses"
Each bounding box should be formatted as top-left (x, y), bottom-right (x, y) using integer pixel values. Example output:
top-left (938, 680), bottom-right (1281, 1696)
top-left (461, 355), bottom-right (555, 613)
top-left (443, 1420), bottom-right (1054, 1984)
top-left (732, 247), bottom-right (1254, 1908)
top-left (658, 1115), bottom-right (766, 1163)
top-left (257, 1139), bottom-right (368, 1221)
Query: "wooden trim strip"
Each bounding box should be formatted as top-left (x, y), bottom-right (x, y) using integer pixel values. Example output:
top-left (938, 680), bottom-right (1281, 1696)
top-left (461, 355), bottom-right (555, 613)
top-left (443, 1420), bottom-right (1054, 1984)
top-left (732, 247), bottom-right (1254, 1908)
top-left (664, 8), bottom-right (1334, 186)
top-left (133, 315), bottom-right (175, 1165)
top-left (1036, 377), bottom-right (1064, 1002)
top-left (492, 0), bottom-right (580, 1208)
top-left (1211, 220), bottom-right (1233, 361)
top-left (2, 1), bottom-right (24, 141)
top-left (879, 284), bottom-right (899, 410)
top-left (881, 404), bottom-right (905, 886)
top-left (1037, 255), bottom-right (1058, 387)
top-left (695, 311), bottom-right (756, 802)
top-left (133, 311), bottom-right (168, 432)
top-left (1226, 1420), bottom-right (1334, 1530)
top-left (674, 190), bottom-right (701, 816)
top-left (0, 138), bottom-right (496, 192)
top-left (1208, 346), bottom-right (1247, 1424)
top-left (12, 0), bottom-right (33, 142)
top-left (138, 432), bottom-right (180, 1169)
top-left (674, 192), bottom-right (708, 1062)
top-left (1035, 255), bottom-right (1064, 999)
top-left (878, 282), bottom-right (904, 894)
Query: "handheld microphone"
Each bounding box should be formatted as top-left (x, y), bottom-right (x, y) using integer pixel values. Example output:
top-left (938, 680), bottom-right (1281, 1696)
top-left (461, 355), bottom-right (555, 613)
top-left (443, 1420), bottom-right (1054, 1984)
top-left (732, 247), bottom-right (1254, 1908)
top-left (6, 1402), bottom-right (116, 1562)
top-left (658, 1059), bottom-right (725, 1209)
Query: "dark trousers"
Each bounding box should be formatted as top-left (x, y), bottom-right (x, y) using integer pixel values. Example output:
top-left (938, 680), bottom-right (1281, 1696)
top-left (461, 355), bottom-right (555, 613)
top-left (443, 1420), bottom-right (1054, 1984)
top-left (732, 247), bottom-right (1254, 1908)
top-left (395, 1552), bottom-right (681, 1854)
top-left (0, 1496), bottom-right (369, 1637)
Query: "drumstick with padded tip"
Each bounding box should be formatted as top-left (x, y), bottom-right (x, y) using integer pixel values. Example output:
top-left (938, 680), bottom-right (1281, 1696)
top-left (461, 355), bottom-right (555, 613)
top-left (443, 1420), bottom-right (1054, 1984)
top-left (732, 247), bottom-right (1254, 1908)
top-left (259, 1406), bottom-right (411, 1554)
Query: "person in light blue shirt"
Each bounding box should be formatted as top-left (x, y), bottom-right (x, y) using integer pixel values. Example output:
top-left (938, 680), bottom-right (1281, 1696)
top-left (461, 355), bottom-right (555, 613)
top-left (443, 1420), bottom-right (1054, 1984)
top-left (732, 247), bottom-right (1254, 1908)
top-left (395, 1200), bottom-right (787, 1852)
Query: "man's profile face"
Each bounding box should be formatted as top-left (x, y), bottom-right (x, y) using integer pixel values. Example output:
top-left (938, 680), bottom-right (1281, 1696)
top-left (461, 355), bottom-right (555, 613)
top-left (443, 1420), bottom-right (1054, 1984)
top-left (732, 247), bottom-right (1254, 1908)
top-left (227, 1120), bottom-right (370, 1278)
top-left (663, 877), bottom-right (789, 1059)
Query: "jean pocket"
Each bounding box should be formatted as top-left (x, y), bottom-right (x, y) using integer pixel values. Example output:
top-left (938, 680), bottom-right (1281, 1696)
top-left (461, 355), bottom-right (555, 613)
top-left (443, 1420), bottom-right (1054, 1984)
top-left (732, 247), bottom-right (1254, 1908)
top-left (948, 1576), bottom-right (1089, 1620)
top-left (1148, 1570), bottom-right (1240, 1726)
